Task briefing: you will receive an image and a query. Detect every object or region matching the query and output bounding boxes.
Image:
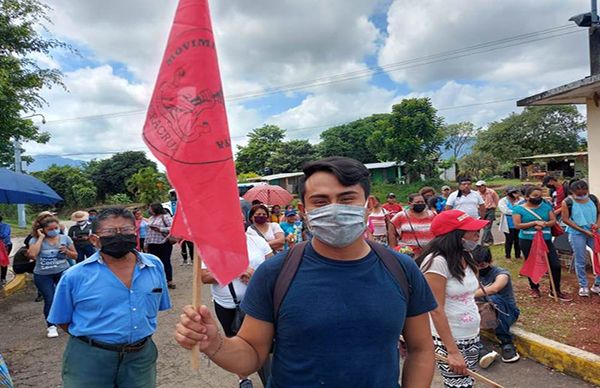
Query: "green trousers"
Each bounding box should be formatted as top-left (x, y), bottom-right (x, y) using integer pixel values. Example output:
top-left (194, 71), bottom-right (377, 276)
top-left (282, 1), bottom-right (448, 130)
top-left (62, 336), bottom-right (157, 388)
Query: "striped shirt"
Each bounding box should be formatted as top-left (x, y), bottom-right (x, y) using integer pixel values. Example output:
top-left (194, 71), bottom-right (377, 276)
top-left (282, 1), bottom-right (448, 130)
top-left (391, 210), bottom-right (436, 255)
top-left (145, 214), bottom-right (173, 245)
top-left (367, 209), bottom-right (389, 236)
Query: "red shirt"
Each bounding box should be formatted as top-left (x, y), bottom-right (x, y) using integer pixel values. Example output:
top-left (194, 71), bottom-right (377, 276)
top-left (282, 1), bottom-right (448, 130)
top-left (553, 185), bottom-right (566, 211)
top-left (382, 203), bottom-right (403, 217)
top-left (391, 210), bottom-right (436, 255)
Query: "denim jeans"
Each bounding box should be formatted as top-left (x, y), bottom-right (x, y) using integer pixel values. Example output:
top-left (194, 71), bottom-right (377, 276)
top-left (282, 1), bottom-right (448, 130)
top-left (489, 294), bottom-right (520, 345)
top-left (481, 208), bottom-right (496, 245)
top-left (568, 232), bottom-right (600, 288)
top-left (63, 336), bottom-right (157, 388)
top-left (33, 271), bottom-right (64, 326)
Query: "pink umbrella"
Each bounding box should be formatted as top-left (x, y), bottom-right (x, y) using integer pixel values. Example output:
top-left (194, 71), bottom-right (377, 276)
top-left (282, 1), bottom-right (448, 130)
top-left (243, 184), bottom-right (293, 206)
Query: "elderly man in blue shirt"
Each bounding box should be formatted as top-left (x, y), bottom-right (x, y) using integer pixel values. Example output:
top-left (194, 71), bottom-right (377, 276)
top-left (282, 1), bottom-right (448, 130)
top-left (49, 207), bottom-right (171, 388)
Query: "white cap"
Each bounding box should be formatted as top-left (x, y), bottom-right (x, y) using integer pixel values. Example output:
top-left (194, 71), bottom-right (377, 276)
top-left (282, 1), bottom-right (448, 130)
top-left (475, 180), bottom-right (486, 186)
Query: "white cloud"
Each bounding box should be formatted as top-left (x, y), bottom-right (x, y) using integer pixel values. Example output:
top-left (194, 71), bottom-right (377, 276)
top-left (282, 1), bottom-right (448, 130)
top-left (378, 0), bottom-right (590, 89)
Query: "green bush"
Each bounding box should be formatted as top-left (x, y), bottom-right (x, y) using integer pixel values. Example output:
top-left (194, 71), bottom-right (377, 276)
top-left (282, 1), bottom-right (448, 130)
top-left (105, 193), bottom-right (132, 205)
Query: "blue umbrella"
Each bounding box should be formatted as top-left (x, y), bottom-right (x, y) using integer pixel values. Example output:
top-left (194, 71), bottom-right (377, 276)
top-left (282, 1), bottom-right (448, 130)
top-left (0, 168), bottom-right (63, 205)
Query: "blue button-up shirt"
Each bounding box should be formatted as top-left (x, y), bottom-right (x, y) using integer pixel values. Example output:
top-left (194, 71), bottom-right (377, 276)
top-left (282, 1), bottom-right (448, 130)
top-left (48, 251), bottom-right (171, 344)
top-left (0, 222), bottom-right (11, 246)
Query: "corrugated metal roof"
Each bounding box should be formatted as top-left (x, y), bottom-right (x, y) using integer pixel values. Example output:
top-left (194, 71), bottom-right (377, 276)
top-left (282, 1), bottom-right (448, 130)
top-left (364, 161), bottom-right (403, 169)
top-left (518, 151), bottom-right (588, 160)
top-left (260, 172), bottom-right (304, 181)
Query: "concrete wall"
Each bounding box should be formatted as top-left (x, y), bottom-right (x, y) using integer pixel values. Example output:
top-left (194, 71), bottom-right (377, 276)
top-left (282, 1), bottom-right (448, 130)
top-left (587, 99), bottom-right (600, 195)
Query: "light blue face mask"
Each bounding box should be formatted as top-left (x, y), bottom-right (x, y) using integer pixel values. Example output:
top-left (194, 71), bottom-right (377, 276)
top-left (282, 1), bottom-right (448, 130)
top-left (46, 229), bottom-right (60, 237)
top-left (462, 239), bottom-right (478, 252)
top-left (307, 204), bottom-right (366, 248)
top-left (574, 194), bottom-right (589, 201)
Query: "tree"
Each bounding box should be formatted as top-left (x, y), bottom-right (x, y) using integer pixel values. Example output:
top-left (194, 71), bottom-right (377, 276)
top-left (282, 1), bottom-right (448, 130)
top-left (235, 125), bottom-right (285, 174)
top-left (368, 98), bottom-right (445, 181)
top-left (34, 165), bottom-right (97, 207)
top-left (475, 105), bottom-right (585, 163)
top-left (318, 114), bottom-right (386, 163)
top-left (458, 151), bottom-right (501, 179)
top-left (126, 167), bottom-right (169, 205)
top-left (0, 0), bottom-right (70, 166)
top-left (86, 151), bottom-right (157, 199)
top-left (267, 140), bottom-right (319, 174)
top-left (442, 122), bottom-right (478, 160)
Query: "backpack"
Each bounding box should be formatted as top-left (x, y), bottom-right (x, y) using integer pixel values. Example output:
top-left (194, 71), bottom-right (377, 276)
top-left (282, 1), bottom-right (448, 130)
top-left (564, 194), bottom-right (599, 217)
top-left (272, 240), bottom-right (412, 320)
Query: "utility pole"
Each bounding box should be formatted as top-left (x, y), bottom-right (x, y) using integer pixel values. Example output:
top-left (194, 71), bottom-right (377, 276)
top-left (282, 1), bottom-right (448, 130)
top-left (13, 138), bottom-right (26, 228)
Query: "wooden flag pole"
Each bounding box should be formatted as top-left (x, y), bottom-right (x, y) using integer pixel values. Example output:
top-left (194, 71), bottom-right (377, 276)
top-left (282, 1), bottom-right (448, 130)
top-left (191, 245), bottom-right (203, 369)
top-left (435, 354), bottom-right (504, 388)
top-left (544, 251), bottom-right (559, 302)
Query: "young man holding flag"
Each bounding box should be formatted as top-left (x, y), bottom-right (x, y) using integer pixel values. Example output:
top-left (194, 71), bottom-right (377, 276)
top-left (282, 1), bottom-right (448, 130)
top-left (175, 157), bottom-right (438, 387)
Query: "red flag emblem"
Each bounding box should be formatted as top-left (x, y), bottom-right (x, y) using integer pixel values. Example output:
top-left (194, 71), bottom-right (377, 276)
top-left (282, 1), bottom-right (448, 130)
top-left (143, 0), bottom-right (248, 284)
top-left (519, 230), bottom-right (549, 284)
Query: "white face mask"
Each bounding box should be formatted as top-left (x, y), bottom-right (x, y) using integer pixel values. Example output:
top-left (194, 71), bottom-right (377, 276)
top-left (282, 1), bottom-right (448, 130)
top-left (307, 204), bottom-right (366, 248)
top-left (462, 239), bottom-right (478, 252)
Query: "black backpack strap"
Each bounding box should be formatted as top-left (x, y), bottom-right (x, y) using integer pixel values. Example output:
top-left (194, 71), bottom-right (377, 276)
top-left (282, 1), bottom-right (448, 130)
top-left (228, 283), bottom-right (240, 306)
top-left (365, 240), bottom-right (411, 303)
top-left (273, 241), bottom-right (308, 320)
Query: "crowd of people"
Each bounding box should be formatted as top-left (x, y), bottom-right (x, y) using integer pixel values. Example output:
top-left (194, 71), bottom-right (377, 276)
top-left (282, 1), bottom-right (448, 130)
top-left (1, 157), bottom-right (598, 388)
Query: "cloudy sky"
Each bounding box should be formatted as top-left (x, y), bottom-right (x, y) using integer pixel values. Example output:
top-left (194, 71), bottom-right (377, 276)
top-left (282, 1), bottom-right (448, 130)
top-left (24, 0), bottom-right (592, 165)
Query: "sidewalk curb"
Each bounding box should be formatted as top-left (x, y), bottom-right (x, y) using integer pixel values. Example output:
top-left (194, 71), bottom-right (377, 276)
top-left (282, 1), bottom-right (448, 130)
top-left (482, 326), bottom-right (600, 385)
top-left (2, 274), bottom-right (27, 297)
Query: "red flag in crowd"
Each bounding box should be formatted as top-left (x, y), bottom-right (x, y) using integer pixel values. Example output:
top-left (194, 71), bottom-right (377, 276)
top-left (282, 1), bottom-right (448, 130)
top-left (519, 230), bottom-right (549, 284)
top-left (592, 232), bottom-right (600, 276)
top-left (143, 0), bottom-right (248, 284)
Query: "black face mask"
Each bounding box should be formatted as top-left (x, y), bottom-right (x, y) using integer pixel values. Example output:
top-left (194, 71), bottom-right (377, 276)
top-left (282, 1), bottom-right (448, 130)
top-left (412, 204), bottom-right (427, 213)
top-left (100, 234), bottom-right (137, 259)
top-left (529, 197), bottom-right (543, 205)
top-left (479, 266), bottom-right (492, 277)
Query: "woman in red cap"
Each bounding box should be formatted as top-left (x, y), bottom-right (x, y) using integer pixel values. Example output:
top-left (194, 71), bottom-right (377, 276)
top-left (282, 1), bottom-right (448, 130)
top-left (415, 210), bottom-right (488, 388)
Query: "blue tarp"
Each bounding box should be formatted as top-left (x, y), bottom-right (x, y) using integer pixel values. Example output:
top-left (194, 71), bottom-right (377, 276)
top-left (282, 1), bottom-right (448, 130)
top-left (0, 168), bottom-right (63, 205)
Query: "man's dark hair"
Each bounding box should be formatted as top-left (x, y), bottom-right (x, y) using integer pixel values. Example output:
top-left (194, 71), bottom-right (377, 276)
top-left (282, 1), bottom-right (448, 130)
top-left (298, 157), bottom-right (370, 201)
top-left (88, 209), bottom-right (98, 214)
top-left (457, 176), bottom-right (472, 184)
top-left (472, 245), bottom-right (492, 264)
top-left (251, 199), bottom-right (262, 206)
top-left (419, 186), bottom-right (435, 197)
top-left (91, 207), bottom-right (136, 233)
top-left (150, 203), bottom-right (166, 215)
top-left (570, 179), bottom-right (588, 192)
top-left (542, 175), bottom-right (558, 186)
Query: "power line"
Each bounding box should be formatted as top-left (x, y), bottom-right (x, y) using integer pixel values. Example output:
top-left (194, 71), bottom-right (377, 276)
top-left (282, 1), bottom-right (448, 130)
top-left (42, 24), bottom-right (582, 126)
top-left (32, 96), bottom-right (521, 158)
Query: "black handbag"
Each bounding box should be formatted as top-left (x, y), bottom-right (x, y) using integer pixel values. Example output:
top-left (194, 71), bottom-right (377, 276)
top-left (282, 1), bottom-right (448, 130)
top-left (228, 283), bottom-right (245, 335)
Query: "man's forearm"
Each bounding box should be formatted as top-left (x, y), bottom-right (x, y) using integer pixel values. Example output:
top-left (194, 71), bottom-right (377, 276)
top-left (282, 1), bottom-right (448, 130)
top-left (402, 349), bottom-right (434, 388)
top-left (207, 334), bottom-right (262, 376)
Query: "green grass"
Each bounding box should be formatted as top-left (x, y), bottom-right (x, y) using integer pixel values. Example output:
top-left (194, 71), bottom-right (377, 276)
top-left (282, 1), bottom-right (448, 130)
top-left (371, 179), bottom-right (444, 203)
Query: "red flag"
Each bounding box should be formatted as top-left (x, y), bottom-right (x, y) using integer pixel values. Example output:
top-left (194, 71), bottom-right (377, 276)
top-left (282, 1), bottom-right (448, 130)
top-left (143, 0), bottom-right (247, 284)
top-left (592, 232), bottom-right (600, 276)
top-left (519, 230), bottom-right (549, 284)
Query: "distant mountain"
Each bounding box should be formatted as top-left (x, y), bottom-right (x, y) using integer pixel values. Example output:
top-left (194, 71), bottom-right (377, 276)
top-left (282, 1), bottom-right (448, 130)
top-left (26, 155), bottom-right (84, 172)
top-left (440, 138), bottom-right (475, 160)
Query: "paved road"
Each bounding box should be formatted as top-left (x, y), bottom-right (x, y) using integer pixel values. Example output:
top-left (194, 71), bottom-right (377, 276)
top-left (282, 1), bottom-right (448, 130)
top-left (1, 245), bottom-right (594, 387)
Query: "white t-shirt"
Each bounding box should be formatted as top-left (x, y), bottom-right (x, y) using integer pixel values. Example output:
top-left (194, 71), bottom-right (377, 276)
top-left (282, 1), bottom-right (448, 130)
top-left (368, 209), bottom-right (388, 236)
top-left (420, 254), bottom-right (480, 340)
top-left (445, 190), bottom-right (484, 219)
top-left (246, 222), bottom-right (283, 242)
top-left (203, 233), bottom-right (272, 309)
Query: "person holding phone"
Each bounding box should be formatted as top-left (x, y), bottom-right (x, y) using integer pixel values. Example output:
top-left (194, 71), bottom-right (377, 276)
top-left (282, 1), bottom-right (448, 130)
top-left (27, 216), bottom-right (77, 338)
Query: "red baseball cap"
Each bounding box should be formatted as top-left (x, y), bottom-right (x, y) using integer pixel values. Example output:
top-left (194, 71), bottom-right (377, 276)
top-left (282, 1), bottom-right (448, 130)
top-left (430, 210), bottom-right (489, 236)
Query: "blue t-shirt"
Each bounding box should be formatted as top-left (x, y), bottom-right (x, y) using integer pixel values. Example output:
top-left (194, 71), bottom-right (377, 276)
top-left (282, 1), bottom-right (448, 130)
top-left (513, 202), bottom-right (553, 240)
top-left (279, 221), bottom-right (303, 249)
top-left (241, 243), bottom-right (437, 388)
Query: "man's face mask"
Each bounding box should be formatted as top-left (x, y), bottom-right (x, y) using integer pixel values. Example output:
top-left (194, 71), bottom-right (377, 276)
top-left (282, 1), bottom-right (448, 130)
top-left (307, 204), bottom-right (366, 248)
top-left (99, 234), bottom-right (137, 259)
